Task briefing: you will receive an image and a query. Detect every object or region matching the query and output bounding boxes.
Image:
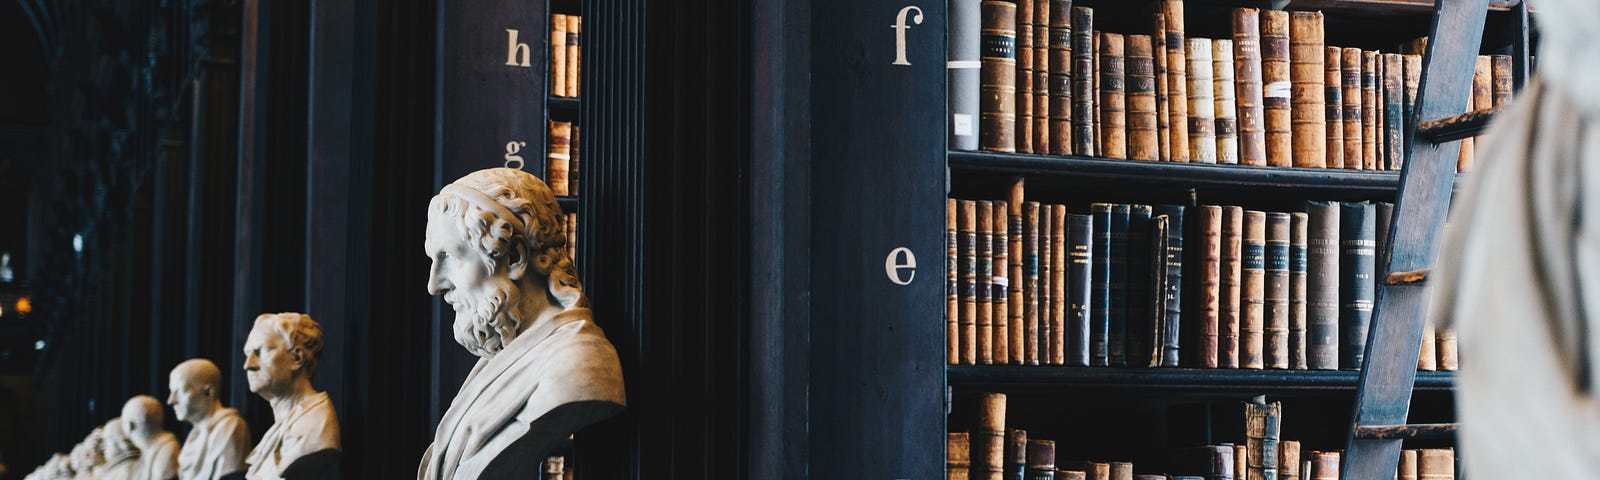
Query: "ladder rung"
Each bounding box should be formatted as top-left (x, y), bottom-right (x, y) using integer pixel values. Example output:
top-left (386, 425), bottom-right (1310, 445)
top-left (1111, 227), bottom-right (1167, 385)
top-left (1386, 269), bottom-right (1429, 285)
top-left (1417, 108), bottom-right (1500, 143)
top-left (1353, 423), bottom-right (1458, 440)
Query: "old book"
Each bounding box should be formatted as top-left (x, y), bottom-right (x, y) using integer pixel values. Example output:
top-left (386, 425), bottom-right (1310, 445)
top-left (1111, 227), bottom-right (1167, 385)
top-left (1362, 51), bottom-right (1379, 170)
top-left (569, 125), bottom-right (580, 195)
top-left (567, 16), bottom-right (581, 98)
top-left (1109, 204), bottom-right (1132, 366)
top-left (1025, 202), bottom-right (1042, 365)
top-left (1461, 55), bottom-right (1491, 172)
top-left (1242, 211), bottom-right (1267, 369)
top-left (949, 199), bottom-right (960, 364)
top-left (1034, 0), bottom-right (1052, 154)
top-left (1071, 8), bottom-right (1096, 156)
top-left (1010, 181), bottom-right (1027, 363)
top-left (1232, 9), bottom-right (1266, 166)
top-left (1279, 440), bottom-right (1301, 480)
top-left (1439, 325), bottom-right (1458, 371)
top-left (1418, 318), bottom-right (1438, 371)
top-left (1306, 201), bottom-right (1340, 370)
top-left (1040, 208), bottom-right (1054, 364)
top-left (1266, 212), bottom-right (1291, 369)
top-left (1027, 440), bottom-right (1056, 480)
top-left (1289, 12), bottom-right (1326, 168)
top-left (1492, 54), bottom-right (1513, 107)
top-left (1310, 452), bottom-right (1338, 480)
top-left (949, 432), bottom-right (971, 480)
top-left (1091, 463), bottom-right (1110, 480)
top-left (1417, 449), bottom-right (1452, 480)
top-left (1051, 205), bottom-right (1069, 365)
top-left (1154, 13), bottom-right (1171, 161)
top-left (552, 15), bottom-right (568, 97)
top-left (1217, 444), bottom-right (1238, 480)
top-left (1289, 213), bottom-right (1309, 369)
top-left (1017, 0), bottom-right (1035, 153)
top-left (950, 0), bottom-right (981, 150)
top-left (962, 200), bottom-right (979, 365)
top-left (1049, 0), bottom-right (1074, 154)
top-left (1194, 206), bottom-right (1223, 368)
top-left (1382, 54), bottom-right (1405, 171)
top-left (543, 456), bottom-right (565, 480)
top-left (1401, 54), bottom-right (1421, 165)
top-left (1322, 46), bottom-right (1344, 169)
top-left (1061, 471), bottom-right (1086, 480)
top-left (1342, 48), bottom-right (1362, 170)
top-left (979, 201), bottom-right (995, 364)
top-left (1259, 10), bottom-right (1292, 167)
top-left (1008, 429), bottom-right (1028, 480)
top-left (1340, 201), bottom-right (1376, 370)
top-left (1214, 39), bottom-right (1239, 165)
top-left (1100, 33), bottom-right (1128, 159)
top-left (1245, 401), bottom-right (1281, 480)
top-left (1127, 205), bottom-right (1154, 367)
top-left (1404, 35), bottom-right (1428, 55)
top-left (1068, 213), bottom-right (1094, 366)
top-left (1110, 462), bottom-right (1133, 480)
top-left (549, 121), bottom-right (573, 195)
top-left (1152, 204), bottom-right (1183, 368)
top-left (995, 201), bottom-right (1011, 364)
top-left (1220, 206), bottom-right (1245, 368)
top-left (1095, 31), bottom-right (1101, 155)
top-left (1398, 450), bottom-right (1417, 480)
top-left (1235, 444), bottom-right (1249, 480)
top-left (1164, 0), bottom-right (1190, 162)
top-left (1187, 38), bottom-right (1218, 163)
top-left (981, 1), bottom-right (1019, 152)
top-left (1092, 203), bottom-right (1114, 366)
top-left (974, 393), bottom-right (1007, 480)
top-left (1375, 202), bottom-right (1393, 296)
top-left (1127, 35), bottom-right (1160, 161)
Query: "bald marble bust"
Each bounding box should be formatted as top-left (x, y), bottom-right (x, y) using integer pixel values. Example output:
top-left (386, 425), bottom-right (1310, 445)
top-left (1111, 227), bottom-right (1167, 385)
top-left (418, 168), bottom-right (625, 479)
top-left (243, 313), bottom-right (340, 480)
top-left (100, 419), bottom-right (140, 480)
top-left (124, 395), bottom-right (181, 480)
top-left (170, 359), bottom-right (252, 480)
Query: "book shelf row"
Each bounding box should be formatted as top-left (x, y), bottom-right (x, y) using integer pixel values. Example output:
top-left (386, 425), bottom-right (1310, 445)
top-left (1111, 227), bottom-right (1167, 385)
top-left (947, 366), bottom-right (1454, 396)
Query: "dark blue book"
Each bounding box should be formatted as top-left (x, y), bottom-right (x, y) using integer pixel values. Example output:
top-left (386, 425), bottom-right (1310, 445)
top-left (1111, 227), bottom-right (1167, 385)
top-left (1109, 204), bottom-right (1132, 367)
top-left (1154, 204), bottom-right (1185, 367)
top-left (1339, 201), bottom-right (1376, 370)
top-left (1067, 213), bottom-right (1093, 367)
top-left (1126, 205), bottom-right (1153, 367)
top-left (1090, 203), bottom-right (1114, 366)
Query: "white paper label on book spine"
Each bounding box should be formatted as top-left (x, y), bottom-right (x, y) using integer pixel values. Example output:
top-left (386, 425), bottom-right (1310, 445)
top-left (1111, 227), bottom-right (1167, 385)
top-left (1265, 81), bottom-right (1292, 99)
top-left (953, 114), bottom-right (975, 136)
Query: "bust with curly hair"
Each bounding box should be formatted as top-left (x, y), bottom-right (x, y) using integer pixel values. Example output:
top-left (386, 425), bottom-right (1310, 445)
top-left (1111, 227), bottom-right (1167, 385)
top-left (418, 168), bottom-right (624, 479)
top-left (243, 312), bottom-right (340, 480)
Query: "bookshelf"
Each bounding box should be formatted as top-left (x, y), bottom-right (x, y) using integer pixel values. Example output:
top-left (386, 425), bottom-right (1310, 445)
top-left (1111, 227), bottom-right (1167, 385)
top-left (950, 366), bottom-right (1454, 395)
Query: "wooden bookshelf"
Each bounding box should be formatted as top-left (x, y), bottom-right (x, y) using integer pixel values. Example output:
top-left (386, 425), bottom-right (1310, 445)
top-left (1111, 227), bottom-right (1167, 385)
top-left (950, 150), bottom-right (1426, 194)
top-left (549, 96), bottom-right (580, 113)
top-left (948, 365), bottom-right (1455, 396)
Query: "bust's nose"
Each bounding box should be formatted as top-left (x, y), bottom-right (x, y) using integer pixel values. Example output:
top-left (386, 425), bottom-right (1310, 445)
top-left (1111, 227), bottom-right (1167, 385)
top-left (427, 262), bottom-right (452, 296)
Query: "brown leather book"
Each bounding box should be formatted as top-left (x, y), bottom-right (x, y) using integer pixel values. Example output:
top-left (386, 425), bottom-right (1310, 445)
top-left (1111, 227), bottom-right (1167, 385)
top-left (1310, 452), bottom-right (1339, 480)
top-left (1050, 0), bottom-right (1074, 155)
top-left (1242, 210), bottom-right (1267, 369)
top-left (1060, 471), bottom-right (1087, 480)
top-left (1221, 206), bottom-right (1245, 368)
top-left (1154, 13), bottom-right (1171, 161)
top-left (548, 121), bottom-right (573, 195)
top-left (1196, 206), bottom-right (1223, 368)
top-left (1110, 462), bottom-right (1133, 480)
top-left (978, 201), bottom-right (995, 364)
top-left (1418, 317), bottom-right (1437, 371)
top-left (1401, 54), bottom-right (1421, 169)
top-left (1214, 39), bottom-right (1239, 165)
top-left (994, 201), bottom-right (1011, 364)
top-left (1417, 449), bottom-right (1452, 480)
top-left (1289, 12), bottom-right (1326, 168)
top-left (1027, 440), bottom-right (1056, 479)
top-left (1127, 35), bottom-right (1159, 161)
top-left (1034, 0), bottom-right (1052, 154)
top-left (551, 14), bottom-right (568, 97)
top-left (1463, 55), bottom-right (1491, 173)
top-left (1342, 48), bottom-right (1362, 170)
top-left (1091, 462), bottom-right (1110, 480)
top-left (1266, 212), bottom-right (1290, 369)
top-left (981, 1), bottom-right (1019, 152)
top-left (1025, 202), bottom-right (1042, 364)
top-left (974, 393), bottom-right (1007, 480)
top-left (1040, 206), bottom-right (1054, 364)
top-left (1017, 0), bottom-right (1035, 154)
top-left (1492, 54), bottom-right (1513, 108)
top-left (1100, 32), bottom-right (1128, 159)
top-left (1133, 476), bottom-right (1164, 480)
top-left (1186, 38), bottom-right (1218, 163)
top-left (1398, 450), bottom-right (1418, 480)
top-left (1321, 46), bottom-right (1343, 169)
top-left (1289, 212), bottom-right (1309, 369)
top-left (567, 16), bottom-right (581, 98)
top-left (1011, 180), bottom-right (1027, 364)
top-left (1095, 32), bottom-right (1101, 155)
top-left (1164, 0), bottom-right (1189, 162)
top-left (949, 432), bottom-right (971, 480)
top-left (1245, 401), bottom-right (1281, 480)
top-left (1234, 444), bottom-right (1248, 480)
top-left (1009, 429), bottom-right (1028, 479)
top-left (1259, 10), bottom-right (1292, 167)
top-left (949, 199), bottom-right (960, 365)
top-left (1052, 205), bottom-right (1069, 365)
top-left (1404, 36), bottom-right (1428, 55)
top-left (1071, 7), bottom-right (1096, 156)
top-left (1383, 54), bottom-right (1405, 171)
top-left (570, 125), bottom-right (580, 195)
top-left (1362, 51), bottom-right (1379, 170)
top-left (1232, 9), bottom-right (1266, 166)
top-left (1438, 326), bottom-right (1458, 371)
top-left (962, 200), bottom-right (979, 364)
top-left (1279, 440), bottom-right (1301, 480)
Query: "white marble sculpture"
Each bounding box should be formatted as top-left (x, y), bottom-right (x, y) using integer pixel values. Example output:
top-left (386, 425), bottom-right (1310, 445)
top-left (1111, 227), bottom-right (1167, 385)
top-left (100, 419), bottom-right (141, 480)
top-left (68, 437), bottom-right (96, 480)
top-left (124, 395), bottom-right (181, 480)
top-left (242, 313), bottom-right (339, 480)
top-left (418, 168), bottom-right (625, 479)
top-left (169, 359), bottom-right (252, 480)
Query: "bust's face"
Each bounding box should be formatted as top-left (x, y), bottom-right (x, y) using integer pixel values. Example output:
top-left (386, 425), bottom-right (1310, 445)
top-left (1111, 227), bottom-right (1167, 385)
top-left (168, 373), bottom-right (206, 424)
top-left (426, 215), bottom-right (521, 356)
top-left (243, 326), bottom-right (298, 396)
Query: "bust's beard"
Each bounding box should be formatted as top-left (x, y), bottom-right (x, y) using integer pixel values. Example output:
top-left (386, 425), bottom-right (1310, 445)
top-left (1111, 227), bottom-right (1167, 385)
top-left (448, 282), bottom-right (523, 358)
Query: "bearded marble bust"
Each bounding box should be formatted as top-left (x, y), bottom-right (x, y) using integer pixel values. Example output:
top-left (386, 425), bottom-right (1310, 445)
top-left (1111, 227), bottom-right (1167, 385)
top-left (417, 168), bottom-right (625, 479)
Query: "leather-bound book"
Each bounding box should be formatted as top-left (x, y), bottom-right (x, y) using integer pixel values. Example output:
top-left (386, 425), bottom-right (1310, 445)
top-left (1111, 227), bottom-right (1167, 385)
top-left (1009, 429), bottom-right (1029, 480)
top-left (552, 15), bottom-right (568, 97)
top-left (1034, 0), bottom-right (1052, 154)
top-left (1438, 325), bottom-right (1458, 371)
top-left (1146, 214), bottom-right (1170, 367)
top-left (979, 201), bottom-right (995, 364)
top-left (1127, 35), bottom-right (1160, 161)
top-left (1340, 201), bottom-right (1375, 370)
top-left (1221, 206), bottom-right (1245, 368)
top-left (1375, 202), bottom-right (1393, 296)
top-left (1342, 48), bottom-right (1363, 170)
top-left (1027, 440), bottom-right (1056, 480)
top-left (1492, 54), bottom-right (1513, 107)
top-left (1156, 205), bottom-right (1186, 367)
top-left (1382, 54), bottom-right (1404, 171)
top-left (1110, 204), bottom-right (1133, 366)
top-left (1050, 0), bottom-right (1074, 154)
top-left (1321, 46), bottom-right (1343, 169)
top-left (1213, 39), bottom-right (1239, 165)
top-left (549, 121), bottom-right (573, 195)
top-left (1398, 450), bottom-right (1417, 480)
top-left (1017, 0), bottom-right (1035, 153)
top-left (1127, 205), bottom-right (1154, 367)
top-left (1134, 476), bottom-right (1165, 480)
top-left (1071, 8), bottom-right (1096, 156)
top-left (995, 201), bottom-right (1012, 364)
top-left (569, 125), bottom-right (580, 195)
top-left (1289, 213), bottom-right (1309, 369)
top-left (1232, 9), bottom-right (1266, 166)
top-left (1279, 440), bottom-right (1300, 480)
top-left (1404, 35), bottom-right (1428, 55)
top-left (1245, 401), bottom-right (1281, 480)
top-left (1462, 55), bottom-right (1491, 173)
top-left (950, 432), bottom-right (972, 480)
top-left (1193, 206), bottom-right (1223, 368)
top-left (974, 393), bottom-right (1008, 480)
top-left (1186, 38), bottom-right (1218, 163)
top-left (1259, 10), bottom-right (1292, 167)
top-left (1068, 213), bottom-right (1094, 366)
top-left (961, 200), bottom-right (979, 365)
top-left (1052, 205), bottom-right (1069, 365)
top-left (1417, 449), bottom-right (1452, 480)
top-left (1289, 12), bottom-right (1326, 168)
top-left (1091, 463), bottom-right (1110, 480)
top-left (1154, 13), bottom-right (1171, 161)
top-left (1040, 208), bottom-right (1055, 364)
top-left (1361, 51), bottom-right (1379, 170)
top-left (1310, 452), bottom-right (1337, 480)
top-left (1217, 444), bottom-right (1238, 480)
top-left (1164, 0), bottom-right (1190, 162)
top-left (1234, 444), bottom-right (1248, 480)
top-left (950, 199), bottom-right (960, 364)
top-left (1011, 180), bottom-right (1027, 364)
top-left (1418, 318), bottom-right (1438, 371)
top-left (950, 0), bottom-right (981, 150)
top-left (1305, 201), bottom-right (1340, 370)
top-left (1401, 54), bottom-right (1421, 162)
top-left (981, 1), bottom-right (1019, 152)
top-left (1094, 31), bottom-right (1101, 154)
top-left (1100, 33), bottom-right (1128, 159)
top-left (1025, 202), bottom-right (1042, 365)
top-left (567, 16), bottom-right (581, 97)
top-left (1242, 211), bottom-right (1267, 369)
top-left (1092, 203), bottom-right (1114, 365)
top-left (1266, 212), bottom-right (1291, 369)
top-left (1110, 462), bottom-right (1133, 480)
top-left (1060, 471), bottom-right (1086, 480)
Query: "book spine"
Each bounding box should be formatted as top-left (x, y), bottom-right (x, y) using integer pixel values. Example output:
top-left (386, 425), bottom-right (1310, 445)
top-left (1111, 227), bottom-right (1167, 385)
top-left (1235, 444), bottom-right (1249, 480)
top-left (1154, 13), bottom-right (1171, 161)
top-left (548, 121), bottom-right (572, 195)
top-left (950, 0), bottom-right (982, 150)
top-left (1220, 206), bottom-right (1244, 368)
top-left (1417, 449), bottom-right (1453, 480)
top-left (974, 393), bottom-right (1007, 480)
top-left (1187, 38), bottom-right (1218, 164)
top-left (1196, 206), bottom-right (1222, 368)
top-left (949, 199), bottom-right (960, 364)
top-left (1266, 212), bottom-right (1291, 369)
top-left (1306, 201), bottom-right (1340, 370)
top-left (1362, 51), bottom-right (1379, 170)
top-left (1259, 10), bottom-right (1292, 167)
top-left (1110, 204), bottom-right (1132, 366)
top-left (1438, 326), bottom-right (1458, 371)
top-left (1289, 12), bottom-right (1326, 168)
top-left (1242, 211), bottom-right (1267, 369)
top-left (1148, 214), bottom-right (1171, 367)
top-left (1050, 0), bottom-right (1074, 155)
top-left (1092, 203), bottom-right (1114, 365)
top-left (1008, 429), bottom-right (1028, 480)
top-left (1342, 48), bottom-right (1363, 170)
top-left (1310, 452), bottom-right (1338, 480)
top-left (1091, 463), bottom-right (1110, 480)
top-left (1340, 201), bottom-right (1376, 370)
top-left (1017, 0), bottom-right (1034, 154)
top-left (1060, 472), bottom-right (1086, 480)
top-left (1010, 180), bottom-right (1026, 364)
top-left (1492, 54), bottom-right (1513, 108)
top-left (1034, 0), bottom-right (1052, 155)
top-left (1094, 30), bottom-right (1101, 155)
top-left (1401, 54), bottom-right (1421, 168)
top-left (981, 2), bottom-right (1019, 152)
top-left (567, 16), bottom-right (581, 98)
top-left (1290, 212), bottom-right (1309, 370)
top-left (1322, 46), bottom-right (1344, 169)
top-left (979, 201), bottom-right (995, 364)
top-left (1111, 462), bottom-right (1133, 480)
top-left (569, 125), bottom-right (580, 196)
top-left (1157, 205), bottom-right (1185, 367)
top-left (1245, 401), bottom-right (1281, 480)
top-left (1126, 205), bottom-right (1153, 367)
top-left (1399, 450), bottom-right (1418, 480)
top-left (552, 15), bottom-right (568, 97)
top-left (994, 201), bottom-right (1011, 364)
top-left (1025, 202), bottom-right (1041, 365)
top-left (1232, 9), bottom-right (1266, 166)
top-left (1279, 440), bottom-right (1301, 480)
top-left (1025, 440), bottom-right (1055, 480)
top-left (1217, 444), bottom-right (1237, 480)
top-left (1040, 208), bottom-right (1054, 364)
top-left (1382, 54), bottom-right (1405, 171)
top-left (1100, 33), bottom-right (1128, 159)
top-left (1419, 316), bottom-right (1438, 371)
top-left (1474, 54), bottom-right (1492, 112)
top-left (1164, 0), bottom-right (1190, 162)
top-left (1375, 202), bottom-right (1393, 298)
top-left (1051, 205), bottom-right (1068, 365)
top-left (949, 432), bottom-right (971, 480)
top-left (962, 200), bottom-right (979, 365)
top-left (1127, 35), bottom-right (1159, 161)
top-left (1071, 8), bottom-right (1096, 156)
top-left (1068, 214), bottom-right (1093, 366)
top-left (1213, 39), bottom-right (1239, 165)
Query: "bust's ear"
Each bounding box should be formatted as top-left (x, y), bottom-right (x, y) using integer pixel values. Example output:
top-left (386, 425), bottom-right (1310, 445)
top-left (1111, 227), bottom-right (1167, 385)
top-left (289, 347), bottom-right (307, 373)
top-left (507, 241), bottom-right (530, 281)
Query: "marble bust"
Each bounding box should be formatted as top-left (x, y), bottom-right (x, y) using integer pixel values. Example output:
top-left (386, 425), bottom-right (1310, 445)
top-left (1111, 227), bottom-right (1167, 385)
top-left (169, 359), bottom-right (252, 480)
top-left (242, 313), bottom-right (340, 480)
top-left (124, 395), bottom-right (181, 480)
top-left (100, 419), bottom-right (141, 480)
top-left (418, 168), bottom-right (625, 479)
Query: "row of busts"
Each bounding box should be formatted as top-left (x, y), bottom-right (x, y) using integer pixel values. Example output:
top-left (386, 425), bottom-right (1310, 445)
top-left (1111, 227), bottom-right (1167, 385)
top-left (26, 313), bottom-right (340, 480)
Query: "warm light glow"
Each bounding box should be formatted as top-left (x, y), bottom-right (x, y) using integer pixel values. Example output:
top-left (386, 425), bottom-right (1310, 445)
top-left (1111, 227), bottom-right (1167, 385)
top-left (14, 297), bottom-right (29, 315)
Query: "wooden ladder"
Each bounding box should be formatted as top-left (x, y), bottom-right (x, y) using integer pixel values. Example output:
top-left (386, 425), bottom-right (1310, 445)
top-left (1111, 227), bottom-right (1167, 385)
top-left (1341, 0), bottom-right (1532, 478)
